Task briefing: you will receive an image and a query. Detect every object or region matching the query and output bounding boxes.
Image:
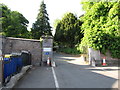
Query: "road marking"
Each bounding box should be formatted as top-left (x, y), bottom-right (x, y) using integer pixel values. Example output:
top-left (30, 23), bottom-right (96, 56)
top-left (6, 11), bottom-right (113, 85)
top-left (51, 67), bottom-right (59, 89)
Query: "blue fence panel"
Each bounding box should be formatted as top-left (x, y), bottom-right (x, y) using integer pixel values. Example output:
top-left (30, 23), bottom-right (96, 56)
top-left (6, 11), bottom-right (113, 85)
top-left (11, 56), bottom-right (23, 67)
top-left (3, 54), bottom-right (27, 80)
top-left (11, 56), bottom-right (23, 73)
top-left (4, 58), bottom-right (9, 79)
top-left (4, 58), bottom-right (17, 79)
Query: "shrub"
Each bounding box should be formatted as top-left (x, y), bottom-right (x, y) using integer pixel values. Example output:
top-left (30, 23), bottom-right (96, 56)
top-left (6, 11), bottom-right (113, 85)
top-left (58, 47), bottom-right (81, 55)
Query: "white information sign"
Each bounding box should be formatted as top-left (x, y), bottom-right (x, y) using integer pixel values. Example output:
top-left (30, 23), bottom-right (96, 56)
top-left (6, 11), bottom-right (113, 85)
top-left (43, 48), bottom-right (52, 52)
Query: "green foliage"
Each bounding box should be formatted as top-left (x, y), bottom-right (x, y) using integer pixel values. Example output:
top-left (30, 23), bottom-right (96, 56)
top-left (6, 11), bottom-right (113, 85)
top-left (76, 44), bottom-right (88, 54)
top-left (54, 12), bottom-right (83, 48)
top-left (53, 19), bottom-right (61, 29)
top-left (108, 36), bottom-right (120, 58)
top-left (81, 1), bottom-right (120, 58)
top-left (58, 47), bottom-right (81, 55)
top-left (1, 3), bottom-right (30, 38)
top-left (31, 1), bottom-right (52, 39)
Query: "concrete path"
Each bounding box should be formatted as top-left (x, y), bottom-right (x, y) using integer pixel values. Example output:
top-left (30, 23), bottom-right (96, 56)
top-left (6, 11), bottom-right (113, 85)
top-left (14, 53), bottom-right (119, 89)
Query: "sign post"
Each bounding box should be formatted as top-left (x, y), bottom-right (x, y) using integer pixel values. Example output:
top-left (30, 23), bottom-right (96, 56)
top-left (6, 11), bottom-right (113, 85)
top-left (0, 35), bottom-right (3, 87)
top-left (0, 54), bottom-right (3, 87)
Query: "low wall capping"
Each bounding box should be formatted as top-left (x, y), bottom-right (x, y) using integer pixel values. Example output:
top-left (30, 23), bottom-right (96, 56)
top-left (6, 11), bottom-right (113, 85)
top-left (6, 37), bottom-right (40, 42)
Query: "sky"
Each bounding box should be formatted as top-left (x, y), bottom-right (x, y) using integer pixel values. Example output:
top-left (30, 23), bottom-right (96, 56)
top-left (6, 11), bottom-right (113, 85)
top-left (1, 0), bottom-right (85, 30)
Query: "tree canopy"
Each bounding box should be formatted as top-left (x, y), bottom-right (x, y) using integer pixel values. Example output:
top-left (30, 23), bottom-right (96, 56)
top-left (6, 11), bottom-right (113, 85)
top-left (54, 12), bottom-right (83, 48)
top-left (31, 1), bottom-right (52, 39)
top-left (80, 1), bottom-right (120, 58)
top-left (1, 3), bottom-right (29, 38)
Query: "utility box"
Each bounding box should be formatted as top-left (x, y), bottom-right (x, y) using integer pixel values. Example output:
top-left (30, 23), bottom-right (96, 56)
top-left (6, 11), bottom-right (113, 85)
top-left (40, 35), bottom-right (53, 66)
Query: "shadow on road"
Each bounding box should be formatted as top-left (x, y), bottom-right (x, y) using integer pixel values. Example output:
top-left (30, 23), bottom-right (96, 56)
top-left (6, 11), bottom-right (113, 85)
top-left (54, 53), bottom-right (118, 88)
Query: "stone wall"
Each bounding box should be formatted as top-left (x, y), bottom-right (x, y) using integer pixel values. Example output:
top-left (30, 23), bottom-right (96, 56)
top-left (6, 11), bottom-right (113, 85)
top-left (100, 51), bottom-right (119, 61)
top-left (99, 51), bottom-right (119, 66)
top-left (2, 36), bottom-right (41, 65)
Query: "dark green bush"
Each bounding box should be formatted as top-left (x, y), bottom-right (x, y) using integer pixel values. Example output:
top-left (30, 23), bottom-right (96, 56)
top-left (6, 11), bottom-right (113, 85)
top-left (58, 47), bottom-right (81, 55)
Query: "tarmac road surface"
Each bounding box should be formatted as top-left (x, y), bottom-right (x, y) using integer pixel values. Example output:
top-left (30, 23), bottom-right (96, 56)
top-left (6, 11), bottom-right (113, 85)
top-left (14, 53), bottom-right (119, 89)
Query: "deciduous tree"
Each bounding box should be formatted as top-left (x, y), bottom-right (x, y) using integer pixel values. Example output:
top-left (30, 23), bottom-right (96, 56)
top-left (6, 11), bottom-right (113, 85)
top-left (54, 12), bottom-right (83, 48)
top-left (80, 1), bottom-right (120, 58)
top-left (1, 4), bottom-right (29, 38)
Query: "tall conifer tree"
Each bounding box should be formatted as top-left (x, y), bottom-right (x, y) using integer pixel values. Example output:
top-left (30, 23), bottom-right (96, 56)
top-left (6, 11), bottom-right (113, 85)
top-left (31, 0), bottom-right (52, 39)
